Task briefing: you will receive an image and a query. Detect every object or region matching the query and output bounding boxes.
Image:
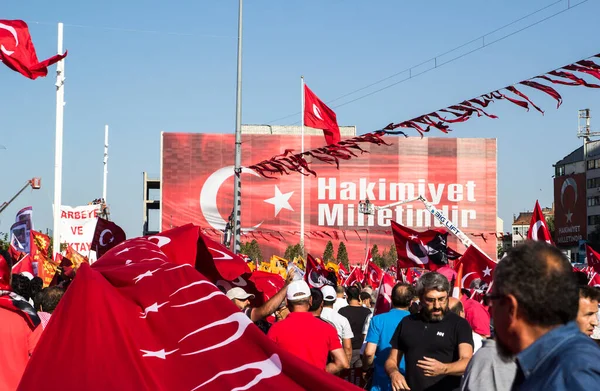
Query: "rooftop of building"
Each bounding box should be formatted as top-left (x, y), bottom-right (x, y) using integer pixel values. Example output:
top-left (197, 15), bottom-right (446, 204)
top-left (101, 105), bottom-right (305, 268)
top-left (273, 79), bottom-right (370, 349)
top-left (555, 145), bottom-right (583, 166)
top-left (512, 206), bottom-right (553, 225)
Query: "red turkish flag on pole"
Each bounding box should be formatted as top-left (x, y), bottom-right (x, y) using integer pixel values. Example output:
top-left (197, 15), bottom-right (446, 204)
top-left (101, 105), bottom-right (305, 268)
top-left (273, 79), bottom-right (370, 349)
top-left (374, 273), bottom-right (395, 315)
top-left (452, 263), bottom-right (463, 299)
top-left (343, 266), bottom-right (364, 287)
top-left (526, 200), bottom-right (554, 245)
top-left (361, 248), bottom-right (372, 272)
top-left (364, 261), bottom-right (383, 289)
top-left (11, 253), bottom-right (34, 277)
top-left (18, 229), bottom-right (361, 391)
top-left (304, 85), bottom-right (341, 145)
top-left (454, 245), bottom-right (496, 292)
top-left (337, 262), bottom-right (349, 283)
top-left (304, 254), bottom-right (333, 288)
top-left (586, 244), bottom-right (600, 273)
top-left (91, 218), bottom-right (127, 259)
top-left (0, 20), bottom-right (67, 79)
top-left (392, 221), bottom-right (449, 271)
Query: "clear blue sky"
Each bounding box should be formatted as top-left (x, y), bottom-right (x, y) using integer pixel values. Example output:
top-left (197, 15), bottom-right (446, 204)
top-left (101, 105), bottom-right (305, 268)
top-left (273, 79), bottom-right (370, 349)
top-left (1, 0), bottom-right (598, 239)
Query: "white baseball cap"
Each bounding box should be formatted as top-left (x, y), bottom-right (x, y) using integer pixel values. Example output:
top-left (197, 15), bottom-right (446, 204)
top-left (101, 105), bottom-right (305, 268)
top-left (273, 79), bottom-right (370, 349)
top-left (286, 280), bottom-right (311, 301)
top-left (321, 285), bottom-right (337, 302)
top-left (226, 287), bottom-right (255, 301)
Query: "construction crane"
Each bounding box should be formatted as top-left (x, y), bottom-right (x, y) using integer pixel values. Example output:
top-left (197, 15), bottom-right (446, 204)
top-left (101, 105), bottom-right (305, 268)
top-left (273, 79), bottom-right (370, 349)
top-left (0, 178), bottom-right (41, 215)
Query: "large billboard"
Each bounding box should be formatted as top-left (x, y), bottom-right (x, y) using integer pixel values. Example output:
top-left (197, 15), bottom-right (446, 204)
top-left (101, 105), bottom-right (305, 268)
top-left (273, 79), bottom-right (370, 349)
top-left (161, 134), bottom-right (497, 263)
top-left (554, 173), bottom-right (586, 247)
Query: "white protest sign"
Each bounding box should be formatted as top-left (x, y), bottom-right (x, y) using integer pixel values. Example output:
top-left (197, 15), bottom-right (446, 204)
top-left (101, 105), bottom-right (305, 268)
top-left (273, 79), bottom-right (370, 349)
top-left (59, 205), bottom-right (101, 254)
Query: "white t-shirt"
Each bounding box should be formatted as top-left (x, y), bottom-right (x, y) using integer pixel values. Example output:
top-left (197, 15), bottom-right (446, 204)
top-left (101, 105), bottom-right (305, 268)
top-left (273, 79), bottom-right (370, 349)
top-left (321, 307), bottom-right (354, 343)
top-left (333, 297), bottom-right (348, 312)
top-left (472, 332), bottom-right (483, 353)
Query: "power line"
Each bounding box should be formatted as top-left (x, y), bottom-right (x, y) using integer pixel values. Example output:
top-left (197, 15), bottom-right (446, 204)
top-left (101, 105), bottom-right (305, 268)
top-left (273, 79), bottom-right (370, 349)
top-left (267, 0), bottom-right (588, 124)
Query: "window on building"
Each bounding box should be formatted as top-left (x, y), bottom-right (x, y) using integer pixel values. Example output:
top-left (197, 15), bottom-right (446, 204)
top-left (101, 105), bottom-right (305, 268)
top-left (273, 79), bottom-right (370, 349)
top-left (588, 215), bottom-right (600, 225)
top-left (588, 178), bottom-right (600, 189)
top-left (588, 159), bottom-right (600, 170)
top-left (589, 196), bottom-right (600, 207)
top-left (556, 165), bottom-right (566, 177)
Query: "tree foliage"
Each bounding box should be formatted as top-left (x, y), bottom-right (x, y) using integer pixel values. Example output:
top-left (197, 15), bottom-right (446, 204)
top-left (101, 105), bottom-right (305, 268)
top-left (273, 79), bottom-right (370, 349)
top-left (336, 242), bottom-right (349, 269)
top-left (284, 243), bottom-right (305, 260)
top-left (240, 239), bottom-right (263, 262)
top-left (323, 240), bottom-right (335, 262)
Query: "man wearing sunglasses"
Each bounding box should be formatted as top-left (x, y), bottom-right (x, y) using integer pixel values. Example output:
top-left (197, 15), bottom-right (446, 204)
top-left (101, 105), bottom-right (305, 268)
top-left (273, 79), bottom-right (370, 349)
top-left (385, 272), bottom-right (473, 391)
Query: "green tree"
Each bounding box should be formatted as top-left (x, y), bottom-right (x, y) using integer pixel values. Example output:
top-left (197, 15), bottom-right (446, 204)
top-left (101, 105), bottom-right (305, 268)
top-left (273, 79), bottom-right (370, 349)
top-left (323, 240), bottom-right (335, 262)
top-left (0, 232), bottom-right (9, 251)
top-left (240, 239), bottom-right (263, 262)
top-left (336, 242), bottom-right (349, 269)
top-left (497, 243), bottom-right (505, 259)
top-left (371, 244), bottom-right (385, 268)
top-left (546, 215), bottom-right (555, 242)
top-left (284, 242), bottom-right (305, 260)
top-left (382, 243), bottom-right (398, 268)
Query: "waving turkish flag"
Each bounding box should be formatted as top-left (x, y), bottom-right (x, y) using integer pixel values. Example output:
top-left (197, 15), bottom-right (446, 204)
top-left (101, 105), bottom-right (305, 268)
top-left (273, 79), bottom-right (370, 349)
top-left (304, 84), bottom-right (341, 145)
top-left (392, 221), bottom-right (449, 271)
top-left (343, 266), bottom-right (364, 287)
top-left (18, 232), bottom-right (361, 391)
top-left (374, 273), bottom-right (395, 315)
top-left (338, 262), bottom-right (349, 283)
top-left (11, 253), bottom-right (34, 277)
top-left (361, 248), bottom-right (373, 272)
top-left (586, 244), bottom-right (600, 273)
top-left (0, 20), bottom-right (67, 79)
top-left (91, 218), bottom-right (127, 259)
top-left (454, 245), bottom-right (496, 292)
top-left (364, 261), bottom-right (383, 289)
top-left (527, 200), bottom-right (554, 245)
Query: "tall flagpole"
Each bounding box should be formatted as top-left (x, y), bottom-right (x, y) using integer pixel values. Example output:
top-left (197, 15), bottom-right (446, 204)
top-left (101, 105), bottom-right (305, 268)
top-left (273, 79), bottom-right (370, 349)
top-left (103, 125), bottom-right (109, 203)
top-left (232, 0), bottom-right (243, 253)
top-left (300, 76), bottom-right (305, 250)
top-left (52, 22), bottom-right (65, 258)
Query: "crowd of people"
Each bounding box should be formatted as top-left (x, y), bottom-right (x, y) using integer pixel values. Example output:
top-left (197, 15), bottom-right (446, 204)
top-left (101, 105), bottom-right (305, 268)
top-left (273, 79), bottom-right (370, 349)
top-left (2, 241), bottom-right (600, 390)
top-left (227, 241), bottom-right (600, 390)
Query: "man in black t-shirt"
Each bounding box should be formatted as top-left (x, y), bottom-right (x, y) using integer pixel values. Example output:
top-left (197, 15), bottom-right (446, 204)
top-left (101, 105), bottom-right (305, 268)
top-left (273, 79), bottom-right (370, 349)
top-left (339, 286), bottom-right (372, 368)
top-left (385, 272), bottom-right (473, 391)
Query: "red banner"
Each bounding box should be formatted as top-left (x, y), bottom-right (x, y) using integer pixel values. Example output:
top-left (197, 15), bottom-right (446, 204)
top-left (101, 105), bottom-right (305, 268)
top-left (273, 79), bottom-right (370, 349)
top-left (161, 134), bottom-right (497, 263)
top-left (554, 173), bottom-right (586, 247)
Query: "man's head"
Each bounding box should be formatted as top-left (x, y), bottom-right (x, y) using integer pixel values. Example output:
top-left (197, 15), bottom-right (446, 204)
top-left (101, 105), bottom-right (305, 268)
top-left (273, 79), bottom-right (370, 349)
top-left (286, 280), bottom-right (312, 312)
top-left (346, 286), bottom-right (361, 304)
top-left (416, 272), bottom-right (450, 322)
top-left (39, 286), bottom-right (65, 314)
top-left (360, 291), bottom-right (373, 308)
top-left (448, 297), bottom-right (465, 317)
top-left (391, 283), bottom-right (415, 309)
top-left (226, 287), bottom-right (255, 311)
top-left (309, 287), bottom-right (324, 315)
top-left (577, 286), bottom-right (600, 337)
top-left (491, 241), bottom-right (578, 359)
top-left (335, 285), bottom-right (346, 298)
top-left (321, 285), bottom-right (336, 308)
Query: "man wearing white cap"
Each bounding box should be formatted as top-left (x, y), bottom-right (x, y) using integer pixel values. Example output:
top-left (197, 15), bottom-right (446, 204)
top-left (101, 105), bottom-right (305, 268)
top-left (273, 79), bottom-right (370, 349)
top-left (268, 280), bottom-right (350, 373)
top-left (226, 269), bottom-right (295, 322)
top-left (320, 285), bottom-right (354, 364)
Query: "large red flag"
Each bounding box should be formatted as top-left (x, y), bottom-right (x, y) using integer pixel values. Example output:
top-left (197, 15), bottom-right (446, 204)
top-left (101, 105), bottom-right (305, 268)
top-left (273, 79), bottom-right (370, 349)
top-left (11, 254), bottom-right (34, 277)
top-left (364, 261), bottom-right (383, 289)
top-left (392, 221), bottom-right (449, 271)
top-left (527, 200), bottom-right (554, 245)
top-left (586, 244), bottom-right (600, 273)
top-left (454, 246), bottom-right (496, 292)
top-left (343, 266), bottom-right (364, 287)
top-left (248, 271), bottom-right (285, 303)
top-left (304, 84), bottom-right (341, 145)
top-left (0, 20), bottom-right (67, 79)
top-left (374, 273), bottom-right (395, 315)
top-left (91, 218), bottom-right (127, 258)
top-left (18, 231), bottom-right (361, 391)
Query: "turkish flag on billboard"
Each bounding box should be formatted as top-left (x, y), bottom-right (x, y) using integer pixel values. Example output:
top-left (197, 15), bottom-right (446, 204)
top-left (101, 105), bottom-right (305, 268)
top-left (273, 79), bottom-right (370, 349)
top-left (374, 273), bottom-right (395, 315)
top-left (392, 221), bottom-right (449, 271)
top-left (304, 254), bottom-right (333, 289)
top-left (18, 232), bottom-right (361, 391)
top-left (364, 262), bottom-right (383, 289)
top-left (586, 245), bottom-right (600, 273)
top-left (91, 218), bottom-right (127, 258)
top-left (527, 200), bottom-right (554, 245)
top-left (454, 245), bottom-right (496, 292)
top-left (0, 20), bottom-right (67, 79)
top-left (304, 84), bottom-right (341, 145)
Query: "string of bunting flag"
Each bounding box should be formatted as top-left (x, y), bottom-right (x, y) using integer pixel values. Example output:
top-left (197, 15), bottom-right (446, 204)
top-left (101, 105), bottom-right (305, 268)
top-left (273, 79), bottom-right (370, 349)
top-left (249, 52), bottom-right (600, 178)
top-left (197, 227), bottom-right (515, 242)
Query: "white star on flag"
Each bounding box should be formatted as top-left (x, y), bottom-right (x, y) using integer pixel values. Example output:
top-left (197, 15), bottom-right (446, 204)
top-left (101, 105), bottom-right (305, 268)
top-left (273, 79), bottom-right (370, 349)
top-left (140, 301), bottom-right (169, 318)
top-left (133, 268), bottom-right (161, 284)
top-left (264, 186), bottom-right (294, 217)
top-left (409, 235), bottom-right (418, 240)
top-left (566, 210), bottom-right (573, 223)
top-left (482, 266), bottom-right (492, 277)
top-left (140, 348), bottom-right (178, 359)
